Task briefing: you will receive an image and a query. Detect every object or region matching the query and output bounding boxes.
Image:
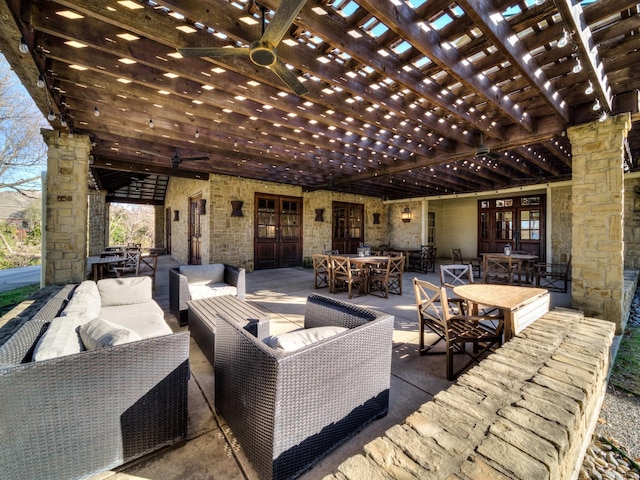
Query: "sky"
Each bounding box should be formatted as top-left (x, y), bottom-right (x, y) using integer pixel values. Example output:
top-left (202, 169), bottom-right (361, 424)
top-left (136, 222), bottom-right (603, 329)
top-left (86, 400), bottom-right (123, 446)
top-left (0, 53), bottom-right (49, 192)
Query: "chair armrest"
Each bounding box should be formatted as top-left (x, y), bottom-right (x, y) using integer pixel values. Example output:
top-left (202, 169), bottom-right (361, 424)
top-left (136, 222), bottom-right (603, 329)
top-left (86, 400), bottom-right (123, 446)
top-left (169, 268), bottom-right (191, 319)
top-left (303, 294), bottom-right (390, 329)
top-left (224, 264), bottom-right (246, 301)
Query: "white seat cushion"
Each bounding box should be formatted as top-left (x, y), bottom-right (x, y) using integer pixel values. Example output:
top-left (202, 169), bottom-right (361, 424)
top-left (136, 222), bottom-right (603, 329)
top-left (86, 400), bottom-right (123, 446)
top-left (180, 264), bottom-right (225, 286)
top-left (263, 326), bottom-right (348, 352)
top-left (97, 276), bottom-right (153, 307)
top-left (61, 280), bottom-right (101, 321)
top-left (189, 283), bottom-right (237, 300)
top-left (101, 302), bottom-right (172, 338)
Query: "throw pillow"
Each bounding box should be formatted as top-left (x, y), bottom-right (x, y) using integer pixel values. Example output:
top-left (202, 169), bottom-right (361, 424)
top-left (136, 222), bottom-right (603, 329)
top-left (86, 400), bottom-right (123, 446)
top-left (263, 325), bottom-right (348, 352)
top-left (78, 317), bottom-right (141, 350)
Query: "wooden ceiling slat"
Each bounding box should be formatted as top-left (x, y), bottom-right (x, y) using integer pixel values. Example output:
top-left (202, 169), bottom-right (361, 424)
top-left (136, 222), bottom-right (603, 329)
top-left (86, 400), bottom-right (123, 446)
top-left (1, 0), bottom-right (638, 202)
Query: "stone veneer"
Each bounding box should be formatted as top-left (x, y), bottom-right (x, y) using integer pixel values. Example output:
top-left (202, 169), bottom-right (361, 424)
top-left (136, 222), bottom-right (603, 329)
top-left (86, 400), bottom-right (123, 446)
top-left (325, 310), bottom-right (615, 480)
top-left (42, 130), bottom-right (90, 285)
top-left (568, 114), bottom-right (631, 333)
top-left (164, 173), bottom-right (388, 270)
top-left (87, 190), bottom-right (108, 256)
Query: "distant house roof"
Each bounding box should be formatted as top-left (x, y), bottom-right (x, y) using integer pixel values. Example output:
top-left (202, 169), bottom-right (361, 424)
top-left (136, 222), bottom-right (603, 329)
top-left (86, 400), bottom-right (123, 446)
top-left (0, 191), bottom-right (40, 222)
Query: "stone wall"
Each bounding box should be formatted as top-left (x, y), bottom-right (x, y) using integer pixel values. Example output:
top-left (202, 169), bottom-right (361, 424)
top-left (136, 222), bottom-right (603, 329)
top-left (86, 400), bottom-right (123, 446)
top-left (164, 173), bottom-right (388, 270)
top-left (624, 176), bottom-right (640, 269)
top-left (42, 130), bottom-right (91, 285)
top-left (549, 185), bottom-right (572, 264)
top-left (326, 310), bottom-right (615, 480)
top-left (87, 190), bottom-right (107, 256)
top-left (568, 114), bottom-right (631, 332)
top-left (387, 201), bottom-right (423, 249)
top-left (153, 205), bottom-right (164, 252)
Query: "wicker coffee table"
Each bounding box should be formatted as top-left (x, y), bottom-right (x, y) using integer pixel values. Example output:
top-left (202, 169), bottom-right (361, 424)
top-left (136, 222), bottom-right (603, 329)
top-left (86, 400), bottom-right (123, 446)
top-left (187, 295), bottom-right (270, 366)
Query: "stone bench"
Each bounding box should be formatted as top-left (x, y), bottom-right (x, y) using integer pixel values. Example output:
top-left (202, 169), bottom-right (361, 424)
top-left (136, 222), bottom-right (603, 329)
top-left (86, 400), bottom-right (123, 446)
top-left (325, 309), bottom-right (616, 480)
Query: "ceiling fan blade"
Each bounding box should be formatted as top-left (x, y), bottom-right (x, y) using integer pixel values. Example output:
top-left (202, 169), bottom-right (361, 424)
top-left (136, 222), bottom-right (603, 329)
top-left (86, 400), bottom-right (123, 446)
top-left (270, 60), bottom-right (308, 96)
top-left (261, 0), bottom-right (307, 47)
top-left (178, 47), bottom-right (249, 58)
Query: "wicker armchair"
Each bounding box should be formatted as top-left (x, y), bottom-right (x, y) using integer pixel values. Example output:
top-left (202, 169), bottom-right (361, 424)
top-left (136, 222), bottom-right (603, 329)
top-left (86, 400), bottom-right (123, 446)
top-left (169, 263), bottom-right (245, 326)
top-left (214, 294), bottom-right (394, 480)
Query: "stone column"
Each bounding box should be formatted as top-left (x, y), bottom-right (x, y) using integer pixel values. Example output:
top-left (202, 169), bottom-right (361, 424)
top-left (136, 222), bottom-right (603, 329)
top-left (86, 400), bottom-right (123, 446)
top-left (154, 205), bottom-right (165, 252)
top-left (88, 190), bottom-right (108, 256)
top-left (568, 113), bottom-right (631, 333)
top-left (41, 130), bottom-right (91, 285)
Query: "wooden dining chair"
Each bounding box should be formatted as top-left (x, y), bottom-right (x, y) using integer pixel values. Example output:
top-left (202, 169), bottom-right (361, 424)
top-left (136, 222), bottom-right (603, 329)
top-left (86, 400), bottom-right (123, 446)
top-left (413, 278), bottom-right (503, 380)
top-left (440, 264), bottom-right (502, 331)
top-left (439, 264), bottom-right (475, 315)
top-left (369, 255), bottom-right (404, 298)
top-left (331, 256), bottom-right (367, 298)
top-left (312, 253), bottom-right (331, 290)
top-left (136, 254), bottom-right (158, 290)
top-left (482, 254), bottom-right (517, 285)
top-left (110, 249), bottom-right (139, 278)
top-left (535, 254), bottom-right (572, 293)
top-left (450, 248), bottom-right (481, 278)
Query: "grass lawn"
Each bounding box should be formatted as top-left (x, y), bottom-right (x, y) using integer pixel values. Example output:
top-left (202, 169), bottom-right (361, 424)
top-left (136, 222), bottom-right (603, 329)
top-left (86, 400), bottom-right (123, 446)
top-left (610, 323), bottom-right (640, 396)
top-left (0, 284), bottom-right (40, 317)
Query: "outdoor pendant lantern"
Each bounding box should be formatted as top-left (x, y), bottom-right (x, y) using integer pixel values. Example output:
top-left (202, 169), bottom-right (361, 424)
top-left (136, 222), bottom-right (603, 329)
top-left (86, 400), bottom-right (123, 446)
top-left (401, 207), bottom-right (411, 223)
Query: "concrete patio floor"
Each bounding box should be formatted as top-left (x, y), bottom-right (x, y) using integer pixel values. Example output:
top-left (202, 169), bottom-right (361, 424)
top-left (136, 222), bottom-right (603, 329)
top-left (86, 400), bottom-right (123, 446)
top-left (90, 255), bottom-right (572, 480)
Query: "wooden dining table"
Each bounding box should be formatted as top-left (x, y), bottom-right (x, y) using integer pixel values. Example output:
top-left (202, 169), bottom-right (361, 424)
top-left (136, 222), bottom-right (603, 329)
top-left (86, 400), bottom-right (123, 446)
top-left (87, 255), bottom-right (126, 281)
top-left (452, 284), bottom-right (550, 341)
top-left (345, 255), bottom-right (389, 294)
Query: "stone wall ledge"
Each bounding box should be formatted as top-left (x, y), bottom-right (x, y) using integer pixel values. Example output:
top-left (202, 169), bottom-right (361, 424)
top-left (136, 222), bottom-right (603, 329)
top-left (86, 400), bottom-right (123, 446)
top-left (325, 309), bottom-right (616, 480)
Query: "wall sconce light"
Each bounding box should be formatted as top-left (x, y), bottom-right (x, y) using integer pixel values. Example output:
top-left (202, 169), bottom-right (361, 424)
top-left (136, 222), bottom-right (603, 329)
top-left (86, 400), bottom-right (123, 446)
top-left (372, 213), bottom-right (381, 225)
top-left (231, 200), bottom-right (244, 217)
top-left (401, 207), bottom-right (411, 223)
top-left (173, 210), bottom-right (179, 221)
top-left (315, 208), bottom-right (324, 222)
top-left (37, 74), bottom-right (45, 88)
top-left (197, 199), bottom-right (206, 215)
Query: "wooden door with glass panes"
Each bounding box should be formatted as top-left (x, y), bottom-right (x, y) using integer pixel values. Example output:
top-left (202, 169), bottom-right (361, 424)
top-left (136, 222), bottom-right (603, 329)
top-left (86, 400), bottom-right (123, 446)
top-left (331, 202), bottom-right (364, 254)
top-left (254, 194), bottom-right (303, 270)
top-left (477, 195), bottom-right (545, 261)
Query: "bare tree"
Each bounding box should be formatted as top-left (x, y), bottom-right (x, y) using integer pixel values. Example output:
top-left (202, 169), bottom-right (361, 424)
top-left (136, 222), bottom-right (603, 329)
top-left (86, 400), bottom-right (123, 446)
top-left (0, 53), bottom-right (48, 194)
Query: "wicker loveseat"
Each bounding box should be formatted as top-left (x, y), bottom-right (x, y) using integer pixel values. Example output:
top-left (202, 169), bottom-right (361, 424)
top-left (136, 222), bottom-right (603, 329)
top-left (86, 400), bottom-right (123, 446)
top-left (169, 263), bottom-right (246, 326)
top-left (0, 277), bottom-right (190, 480)
top-left (214, 294), bottom-right (394, 480)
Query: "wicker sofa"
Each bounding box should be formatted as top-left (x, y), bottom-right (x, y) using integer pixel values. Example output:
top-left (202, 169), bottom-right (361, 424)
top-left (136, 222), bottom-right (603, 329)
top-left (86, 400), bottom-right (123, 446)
top-left (169, 263), bottom-right (246, 326)
top-left (0, 277), bottom-right (190, 480)
top-left (214, 294), bottom-right (394, 480)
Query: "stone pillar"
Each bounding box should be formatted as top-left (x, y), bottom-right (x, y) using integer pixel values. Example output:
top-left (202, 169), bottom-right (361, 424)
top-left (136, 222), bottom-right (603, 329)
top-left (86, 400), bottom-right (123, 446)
top-left (88, 190), bottom-right (108, 256)
top-left (42, 130), bottom-right (91, 285)
top-left (568, 113), bottom-right (631, 333)
top-left (154, 205), bottom-right (165, 251)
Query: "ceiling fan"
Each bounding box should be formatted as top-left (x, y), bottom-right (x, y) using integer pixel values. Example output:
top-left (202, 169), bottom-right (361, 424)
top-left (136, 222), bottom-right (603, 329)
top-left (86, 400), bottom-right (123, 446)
top-left (178, 0), bottom-right (309, 96)
top-left (171, 150), bottom-right (209, 171)
top-left (475, 132), bottom-right (499, 160)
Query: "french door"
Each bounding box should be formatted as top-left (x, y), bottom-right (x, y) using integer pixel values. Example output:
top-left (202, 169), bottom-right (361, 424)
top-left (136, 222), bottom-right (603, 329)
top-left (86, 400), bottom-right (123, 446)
top-left (478, 194), bottom-right (545, 261)
top-left (331, 202), bottom-right (364, 254)
top-left (254, 194), bottom-right (303, 270)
